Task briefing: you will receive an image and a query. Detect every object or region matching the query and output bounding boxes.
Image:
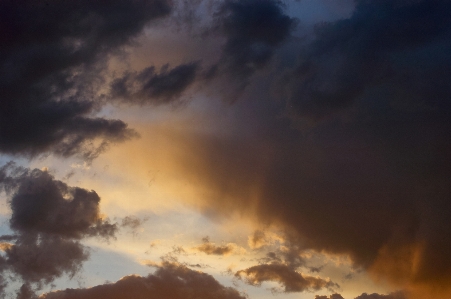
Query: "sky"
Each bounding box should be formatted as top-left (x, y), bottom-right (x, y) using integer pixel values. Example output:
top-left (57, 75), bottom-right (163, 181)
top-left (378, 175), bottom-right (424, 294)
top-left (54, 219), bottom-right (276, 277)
top-left (0, 0), bottom-right (450, 299)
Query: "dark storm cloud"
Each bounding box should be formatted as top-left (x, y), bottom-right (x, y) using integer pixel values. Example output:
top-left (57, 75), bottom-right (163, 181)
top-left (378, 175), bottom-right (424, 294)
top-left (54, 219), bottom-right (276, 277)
top-left (110, 63), bottom-right (200, 105)
top-left (235, 263), bottom-right (338, 293)
top-left (39, 262), bottom-right (246, 299)
top-left (210, 0), bottom-right (297, 91)
top-left (0, 0), bottom-right (171, 158)
top-left (282, 0), bottom-right (451, 120)
top-left (0, 163), bottom-right (115, 285)
top-left (176, 0), bottom-right (451, 293)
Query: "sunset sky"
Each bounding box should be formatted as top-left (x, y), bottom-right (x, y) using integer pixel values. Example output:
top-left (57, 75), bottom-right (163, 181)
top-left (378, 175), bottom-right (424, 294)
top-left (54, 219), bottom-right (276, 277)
top-left (0, 1), bottom-right (450, 299)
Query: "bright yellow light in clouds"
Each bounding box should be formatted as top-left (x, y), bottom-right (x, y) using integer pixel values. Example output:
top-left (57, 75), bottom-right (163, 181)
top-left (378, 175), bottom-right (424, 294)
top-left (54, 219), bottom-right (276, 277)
top-left (86, 100), bottom-right (260, 222)
top-left (86, 122), bottom-right (208, 216)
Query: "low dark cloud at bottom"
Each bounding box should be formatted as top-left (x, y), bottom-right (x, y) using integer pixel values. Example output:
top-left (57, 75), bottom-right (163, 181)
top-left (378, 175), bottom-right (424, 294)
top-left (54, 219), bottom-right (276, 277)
top-left (38, 262), bottom-right (246, 299)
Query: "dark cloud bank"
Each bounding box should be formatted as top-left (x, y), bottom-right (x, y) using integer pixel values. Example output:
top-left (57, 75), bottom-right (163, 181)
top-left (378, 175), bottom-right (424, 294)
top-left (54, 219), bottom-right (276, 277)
top-left (160, 0), bottom-right (451, 297)
top-left (0, 0), bottom-right (176, 160)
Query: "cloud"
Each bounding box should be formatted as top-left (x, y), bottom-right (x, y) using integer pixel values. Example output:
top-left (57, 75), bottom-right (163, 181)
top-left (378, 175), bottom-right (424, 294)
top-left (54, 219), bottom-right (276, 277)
top-left (282, 0), bottom-right (451, 121)
top-left (110, 62), bottom-right (200, 105)
top-left (39, 262), bottom-right (246, 299)
top-left (0, 0), bottom-right (171, 159)
top-left (235, 263), bottom-right (338, 293)
top-left (16, 284), bottom-right (38, 299)
top-left (119, 215), bottom-right (149, 237)
top-left (315, 294), bottom-right (345, 299)
top-left (153, 0), bottom-right (451, 293)
top-left (209, 0), bottom-right (297, 92)
top-left (3, 166), bottom-right (116, 239)
top-left (4, 235), bottom-right (89, 285)
top-left (0, 163), bottom-right (115, 285)
top-left (0, 235), bottom-right (17, 242)
top-left (193, 237), bottom-right (244, 256)
top-left (258, 252), bottom-right (282, 264)
top-left (121, 216), bottom-right (145, 229)
top-left (1, 0), bottom-right (451, 297)
top-left (248, 230), bottom-right (272, 250)
top-left (354, 292), bottom-right (407, 299)
top-left (0, 242), bottom-right (13, 251)
top-left (195, 243), bottom-right (235, 256)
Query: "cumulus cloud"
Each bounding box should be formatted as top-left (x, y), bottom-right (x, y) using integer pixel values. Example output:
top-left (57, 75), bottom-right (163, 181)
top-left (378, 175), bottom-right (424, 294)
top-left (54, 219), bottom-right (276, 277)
top-left (4, 166), bottom-right (116, 239)
top-left (235, 263), bottom-right (338, 293)
top-left (0, 163), bottom-right (115, 286)
top-left (39, 262), bottom-right (246, 299)
top-left (0, 0), bottom-right (171, 159)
